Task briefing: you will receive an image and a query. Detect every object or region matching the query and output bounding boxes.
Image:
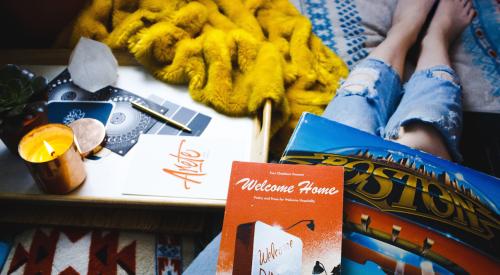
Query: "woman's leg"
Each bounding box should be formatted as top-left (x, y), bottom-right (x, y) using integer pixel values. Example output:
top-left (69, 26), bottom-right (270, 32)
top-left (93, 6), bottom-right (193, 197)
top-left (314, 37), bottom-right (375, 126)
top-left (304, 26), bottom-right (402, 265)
top-left (415, 0), bottom-right (474, 71)
top-left (369, 0), bottom-right (436, 77)
top-left (385, 0), bottom-right (474, 161)
top-left (323, 0), bottom-right (435, 135)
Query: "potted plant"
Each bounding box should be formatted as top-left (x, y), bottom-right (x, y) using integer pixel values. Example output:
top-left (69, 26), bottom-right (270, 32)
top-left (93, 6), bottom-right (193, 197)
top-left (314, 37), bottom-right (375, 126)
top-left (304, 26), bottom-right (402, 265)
top-left (0, 64), bottom-right (48, 154)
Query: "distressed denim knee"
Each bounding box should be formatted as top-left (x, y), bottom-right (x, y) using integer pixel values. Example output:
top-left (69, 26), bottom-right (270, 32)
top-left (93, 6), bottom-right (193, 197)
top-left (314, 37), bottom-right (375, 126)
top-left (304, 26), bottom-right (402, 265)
top-left (183, 234), bottom-right (221, 274)
top-left (384, 65), bottom-right (463, 161)
top-left (323, 58), bottom-right (402, 136)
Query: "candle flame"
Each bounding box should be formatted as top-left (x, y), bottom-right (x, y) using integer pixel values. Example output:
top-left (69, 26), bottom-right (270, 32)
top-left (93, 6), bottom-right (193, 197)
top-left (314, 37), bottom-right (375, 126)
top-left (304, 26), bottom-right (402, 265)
top-left (43, 140), bottom-right (56, 157)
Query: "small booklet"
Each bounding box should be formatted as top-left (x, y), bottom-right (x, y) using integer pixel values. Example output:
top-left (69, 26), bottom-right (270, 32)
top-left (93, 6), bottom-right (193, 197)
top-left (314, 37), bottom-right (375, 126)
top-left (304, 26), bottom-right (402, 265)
top-left (122, 135), bottom-right (247, 200)
top-left (217, 161), bottom-right (344, 274)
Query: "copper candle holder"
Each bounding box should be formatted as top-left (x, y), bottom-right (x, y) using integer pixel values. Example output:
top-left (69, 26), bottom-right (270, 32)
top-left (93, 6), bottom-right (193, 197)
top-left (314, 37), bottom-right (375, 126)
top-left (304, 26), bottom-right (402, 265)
top-left (18, 123), bottom-right (86, 194)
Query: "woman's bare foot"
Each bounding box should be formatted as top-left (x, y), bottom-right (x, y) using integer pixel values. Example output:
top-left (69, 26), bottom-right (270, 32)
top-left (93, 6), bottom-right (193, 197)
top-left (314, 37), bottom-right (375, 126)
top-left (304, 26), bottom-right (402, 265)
top-left (423, 0), bottom-right (475, 50)
top-left (389, 0), bottom-right (436, 47)
top-left (369, 0), bottom-right (435, 76)
top-left (416, 0), bottom-right (474, 70)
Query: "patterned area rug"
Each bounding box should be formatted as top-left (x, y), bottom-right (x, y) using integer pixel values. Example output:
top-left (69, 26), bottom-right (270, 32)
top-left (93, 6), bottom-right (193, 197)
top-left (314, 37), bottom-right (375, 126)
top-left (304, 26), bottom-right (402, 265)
top-left (0, 227), bottom-right (181, 275)
top-left (294, 0), bottom-right (500, 113)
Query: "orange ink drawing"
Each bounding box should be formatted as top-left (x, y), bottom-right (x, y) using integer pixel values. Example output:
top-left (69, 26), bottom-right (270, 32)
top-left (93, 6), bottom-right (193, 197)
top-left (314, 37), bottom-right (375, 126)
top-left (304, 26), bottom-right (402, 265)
top-left (163, 139), bottom-right (206, 189)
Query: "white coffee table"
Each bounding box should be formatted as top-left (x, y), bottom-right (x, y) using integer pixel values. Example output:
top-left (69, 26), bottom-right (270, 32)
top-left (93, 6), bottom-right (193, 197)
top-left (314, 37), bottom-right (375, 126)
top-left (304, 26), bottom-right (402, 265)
top-left (0, 50), bottom-right (271, 231)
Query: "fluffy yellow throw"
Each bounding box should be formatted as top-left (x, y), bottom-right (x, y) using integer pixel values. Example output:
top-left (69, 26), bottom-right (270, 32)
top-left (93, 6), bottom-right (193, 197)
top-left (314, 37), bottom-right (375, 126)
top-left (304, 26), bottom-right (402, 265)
top-left (57, 0), bottom-right (348, 155)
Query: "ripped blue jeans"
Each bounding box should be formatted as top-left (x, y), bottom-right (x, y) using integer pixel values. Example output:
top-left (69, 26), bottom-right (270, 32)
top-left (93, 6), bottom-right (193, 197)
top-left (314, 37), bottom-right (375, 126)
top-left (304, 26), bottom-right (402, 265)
top-left (322, 58), bottom-right (463, 161)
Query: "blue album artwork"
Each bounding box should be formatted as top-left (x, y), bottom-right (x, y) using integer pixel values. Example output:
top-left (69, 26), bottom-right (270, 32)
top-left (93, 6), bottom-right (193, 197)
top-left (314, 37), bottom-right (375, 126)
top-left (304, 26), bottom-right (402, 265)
top-left (281, 113), bottom-right (500, 274)
top-left (48, 101), bottom-right (114, 126)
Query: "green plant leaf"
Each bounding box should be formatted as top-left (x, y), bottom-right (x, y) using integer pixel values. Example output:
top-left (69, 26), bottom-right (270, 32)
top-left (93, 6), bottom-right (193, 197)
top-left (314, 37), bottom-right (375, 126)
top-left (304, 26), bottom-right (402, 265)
top-left (31, 76), bottom-right (47, 93)
top-left (7, 104), bottom-right (27, 117)
top-left (0, 64), bottom-right (47, 120)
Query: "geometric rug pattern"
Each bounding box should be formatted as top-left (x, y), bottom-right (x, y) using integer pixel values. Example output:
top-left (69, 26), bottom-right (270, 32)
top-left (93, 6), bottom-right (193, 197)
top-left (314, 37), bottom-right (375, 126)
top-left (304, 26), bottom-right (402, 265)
top-left (156, 235), bottom-right (181, 275)
top-left (0, 228), bottom-right (181, 275)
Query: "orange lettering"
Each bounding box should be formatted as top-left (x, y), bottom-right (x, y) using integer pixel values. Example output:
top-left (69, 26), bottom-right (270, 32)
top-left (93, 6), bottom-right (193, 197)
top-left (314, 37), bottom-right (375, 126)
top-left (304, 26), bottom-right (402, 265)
top-left (163, 139), bottom-right (206, 189)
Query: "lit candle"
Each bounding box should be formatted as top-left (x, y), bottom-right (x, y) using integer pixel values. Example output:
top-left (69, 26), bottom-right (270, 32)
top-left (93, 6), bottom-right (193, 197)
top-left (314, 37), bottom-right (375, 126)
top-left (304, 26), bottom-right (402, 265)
top-left (18, 124), bottom-right (86, 194)
top-left (43, 140), bottom-right (56, 157)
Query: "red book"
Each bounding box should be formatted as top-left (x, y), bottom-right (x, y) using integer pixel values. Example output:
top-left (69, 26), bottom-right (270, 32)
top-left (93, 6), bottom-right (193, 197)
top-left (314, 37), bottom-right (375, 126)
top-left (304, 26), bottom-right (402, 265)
top-left (217, 161), bottom-right (344, 274)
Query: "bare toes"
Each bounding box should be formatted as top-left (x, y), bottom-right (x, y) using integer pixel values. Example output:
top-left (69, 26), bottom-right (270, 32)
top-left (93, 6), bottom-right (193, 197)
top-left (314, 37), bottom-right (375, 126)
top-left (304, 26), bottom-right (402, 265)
top-left (464, 1), bottom-right (472, 11)
top-left (468, 9), bottom-right (476, 20)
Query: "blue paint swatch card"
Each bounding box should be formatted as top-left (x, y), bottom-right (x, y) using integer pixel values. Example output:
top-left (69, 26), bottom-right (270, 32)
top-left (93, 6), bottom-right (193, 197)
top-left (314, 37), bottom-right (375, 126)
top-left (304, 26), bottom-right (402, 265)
top-left (47, 101), bottom-right (114, 126)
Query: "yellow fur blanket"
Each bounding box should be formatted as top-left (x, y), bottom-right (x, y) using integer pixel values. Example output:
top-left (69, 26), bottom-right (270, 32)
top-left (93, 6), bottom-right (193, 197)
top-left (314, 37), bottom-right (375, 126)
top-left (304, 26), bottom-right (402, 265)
top-left (56, 0), bottom-right (348, 155)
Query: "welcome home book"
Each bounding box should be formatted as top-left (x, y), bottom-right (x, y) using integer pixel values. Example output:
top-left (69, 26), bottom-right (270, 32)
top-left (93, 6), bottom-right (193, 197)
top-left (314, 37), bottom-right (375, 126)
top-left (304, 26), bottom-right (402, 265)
top-left (217, 161), bottom-right (344, 275)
